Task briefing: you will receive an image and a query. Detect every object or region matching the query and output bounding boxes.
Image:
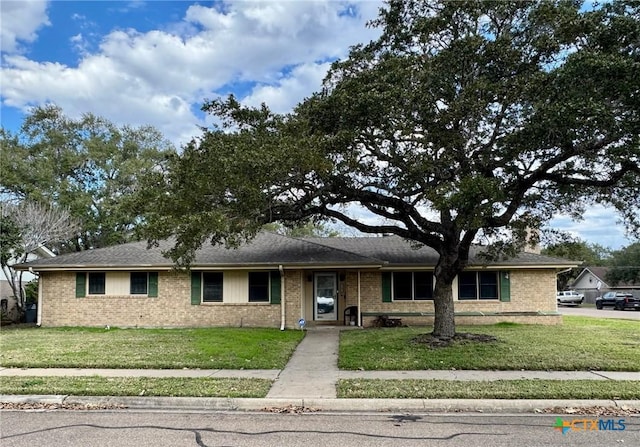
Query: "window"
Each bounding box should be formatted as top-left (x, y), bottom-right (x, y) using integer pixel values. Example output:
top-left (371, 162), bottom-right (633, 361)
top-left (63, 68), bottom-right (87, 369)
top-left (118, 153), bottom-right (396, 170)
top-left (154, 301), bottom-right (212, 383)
top-left (88, 272), bottom-right (105, 295)
top-left (392, 272), bottom-right (413, 300)
top-left (414, 271), bottom-right (434, 300)
top-left (248, 272), bottom-right (270, 302)
top-left (392, 272), bottom-right (433, 301)
top-left (458, 272), bottom-right (499, 300)
top-left (130, 272), bottom-right (148, 295)
top-left (479, 272), bottom-right (498, 300)
top-left (202, 272), bottom-right (223, 302)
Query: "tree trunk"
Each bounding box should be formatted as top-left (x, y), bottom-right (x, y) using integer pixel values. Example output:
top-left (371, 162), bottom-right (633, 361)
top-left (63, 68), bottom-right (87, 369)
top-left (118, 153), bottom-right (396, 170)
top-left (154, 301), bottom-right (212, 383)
top-left (432, 274), bottom-right (456, 339)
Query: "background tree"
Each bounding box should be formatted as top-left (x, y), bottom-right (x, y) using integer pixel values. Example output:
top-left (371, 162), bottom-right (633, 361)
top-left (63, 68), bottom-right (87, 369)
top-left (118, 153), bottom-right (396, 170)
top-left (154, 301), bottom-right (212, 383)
top-left (0, 106), bottom-right (176, 252)
top-left (541, 238), bottom-right (611, 289)
top-left (144, 0), bottom-right (640, 339)
top-left (606, 243), bottom-right (640, 285)
top-left (262, 222), bottom-right (341, 238)
top-left (0, 201), bottom-right (79, 316)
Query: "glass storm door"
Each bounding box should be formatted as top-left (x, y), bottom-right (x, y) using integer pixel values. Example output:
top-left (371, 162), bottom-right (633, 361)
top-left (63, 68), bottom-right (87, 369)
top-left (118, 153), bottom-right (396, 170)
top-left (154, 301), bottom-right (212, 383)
top-left (315, 272), bottom-right (337, 321)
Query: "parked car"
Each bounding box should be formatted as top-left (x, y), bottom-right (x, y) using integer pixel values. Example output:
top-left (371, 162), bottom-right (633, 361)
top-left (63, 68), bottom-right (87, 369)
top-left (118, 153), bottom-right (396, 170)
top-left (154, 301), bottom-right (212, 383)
top-left (556, 290), bottom-right (584, 306)
top-left (596, 291), bottom-right (640, 310)
top-left (317, 296), bottom-right (334, 314)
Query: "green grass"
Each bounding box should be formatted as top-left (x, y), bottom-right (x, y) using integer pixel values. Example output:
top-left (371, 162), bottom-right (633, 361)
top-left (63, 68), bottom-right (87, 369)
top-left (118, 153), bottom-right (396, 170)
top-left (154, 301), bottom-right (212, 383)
top-left (0, 327), bottom-right (304, 369)
top-left (0, 376), bottom-right (270, 398)
top-left (337, 379), bottom-right (640, 399)
top-left (339, 317), bottom-right (640, 371)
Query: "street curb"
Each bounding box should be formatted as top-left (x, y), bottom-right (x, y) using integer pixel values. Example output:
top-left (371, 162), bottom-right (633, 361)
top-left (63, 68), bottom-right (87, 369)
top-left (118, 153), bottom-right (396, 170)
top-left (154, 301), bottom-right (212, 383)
top-left (2, 395), bottom-right (639, 413)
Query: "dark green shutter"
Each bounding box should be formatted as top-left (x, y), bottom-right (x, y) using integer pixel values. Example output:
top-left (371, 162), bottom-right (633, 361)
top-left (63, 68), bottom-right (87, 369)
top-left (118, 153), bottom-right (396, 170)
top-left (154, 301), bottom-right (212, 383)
top-left (191, 272), bottom-right (201, 305)
top-left (270, 271), bottom-right (281, 304)
top-left (75, 272), bottom-right (86, 298)
top-left (382, 272), bottom-right (392, 302)
top-left (148, 272), bottom-right (158, 297)
top-left (499, 271), bottom-right (511, 302)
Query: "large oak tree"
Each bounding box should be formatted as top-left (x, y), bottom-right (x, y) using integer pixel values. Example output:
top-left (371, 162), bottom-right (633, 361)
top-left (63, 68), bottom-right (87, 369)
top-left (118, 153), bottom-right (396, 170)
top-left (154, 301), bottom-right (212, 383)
top-left (145, 0), bottom-right (640, 338)
top-left (1, 106), bottom-right (176, 251)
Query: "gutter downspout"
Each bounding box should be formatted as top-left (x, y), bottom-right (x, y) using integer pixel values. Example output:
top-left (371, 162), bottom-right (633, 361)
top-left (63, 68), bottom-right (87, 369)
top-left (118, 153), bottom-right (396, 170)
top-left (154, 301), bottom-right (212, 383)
top-left (279, 265), bottom-right (285, 331)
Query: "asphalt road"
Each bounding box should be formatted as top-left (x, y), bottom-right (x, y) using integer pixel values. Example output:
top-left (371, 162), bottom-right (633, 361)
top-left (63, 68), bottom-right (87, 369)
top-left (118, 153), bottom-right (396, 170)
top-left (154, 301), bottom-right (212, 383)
top-left (1, 410), bottom-right (638, 447)
top-left (558, 305), bottom-right (640, 320)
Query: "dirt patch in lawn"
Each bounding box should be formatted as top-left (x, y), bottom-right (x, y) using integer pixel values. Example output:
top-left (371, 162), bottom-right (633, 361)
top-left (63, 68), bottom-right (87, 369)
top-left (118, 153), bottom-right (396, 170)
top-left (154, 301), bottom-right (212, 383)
top-left (411, 332), bottom-right (498, 348)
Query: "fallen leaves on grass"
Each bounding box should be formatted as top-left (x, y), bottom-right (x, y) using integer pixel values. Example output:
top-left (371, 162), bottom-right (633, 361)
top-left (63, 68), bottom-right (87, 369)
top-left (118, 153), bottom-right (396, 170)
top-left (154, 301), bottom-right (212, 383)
top-left (411, 332), bottom-right (498, 348)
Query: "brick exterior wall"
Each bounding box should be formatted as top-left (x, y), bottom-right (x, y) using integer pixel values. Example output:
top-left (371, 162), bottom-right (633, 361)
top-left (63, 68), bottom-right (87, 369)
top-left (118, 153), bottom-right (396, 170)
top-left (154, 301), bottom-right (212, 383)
top-left (40, 271), bottom-right (280, 328)
top-left (38, 268), bottom-right (560, 328)
top-left (284, 270), bottom-right (303, 328)
top-left (345, 269), bottom-right (561, 327)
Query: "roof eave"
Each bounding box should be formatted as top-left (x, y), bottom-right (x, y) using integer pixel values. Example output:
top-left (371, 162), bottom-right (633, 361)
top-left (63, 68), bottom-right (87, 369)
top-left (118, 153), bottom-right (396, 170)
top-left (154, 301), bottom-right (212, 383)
top-left (18, 262), bottom-right (385, 272)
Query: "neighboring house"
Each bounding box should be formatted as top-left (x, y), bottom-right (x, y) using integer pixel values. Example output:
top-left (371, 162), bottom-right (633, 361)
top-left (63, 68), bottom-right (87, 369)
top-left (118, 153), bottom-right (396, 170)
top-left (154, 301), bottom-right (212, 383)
top-left (0, 279), bottom-right (15, 322)
top-left (571, 267), bottom-right (640, 303)
top-left (1, 245), bottom-right (57, 323)
top-left (16, 232), bottom-right (578, 328)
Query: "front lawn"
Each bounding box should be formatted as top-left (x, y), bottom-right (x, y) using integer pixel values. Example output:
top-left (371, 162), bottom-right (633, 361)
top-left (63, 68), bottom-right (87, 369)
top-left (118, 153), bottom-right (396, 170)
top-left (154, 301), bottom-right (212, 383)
top-left (338, 379), bottom-right (640, 399)
top-left (339, 317), bottom-right (640, 371)
top-left (0, 327), bottom-right (304, 369)
top-left (0, 376), bottom-right (271, 398)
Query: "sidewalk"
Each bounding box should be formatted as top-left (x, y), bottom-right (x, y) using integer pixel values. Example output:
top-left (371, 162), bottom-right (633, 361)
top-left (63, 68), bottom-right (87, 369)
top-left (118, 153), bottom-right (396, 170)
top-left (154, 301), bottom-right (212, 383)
top-left (1, 327), bottom-right (639, 413)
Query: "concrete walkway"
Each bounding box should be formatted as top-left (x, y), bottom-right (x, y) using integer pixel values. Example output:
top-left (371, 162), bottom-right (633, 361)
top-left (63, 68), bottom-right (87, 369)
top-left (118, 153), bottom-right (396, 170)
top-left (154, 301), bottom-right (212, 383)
top-left (267, 327), bottom-right (340, 399)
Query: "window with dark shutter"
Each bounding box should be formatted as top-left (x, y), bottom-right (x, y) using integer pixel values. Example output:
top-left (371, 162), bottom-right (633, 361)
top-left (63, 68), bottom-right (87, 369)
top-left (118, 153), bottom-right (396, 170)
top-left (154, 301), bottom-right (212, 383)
top-left (130, 272), bottom-right (148, 295)
top-left (202, 272), bottom-right (223, 302)
top-left (88, 272), bottom-right (106, 295)
top-left (249, 272), bottom-right (270, 302)
top-left (392, 272), bottom-right (413, 300)
top-left (458, 272), bottom-right (500, 300)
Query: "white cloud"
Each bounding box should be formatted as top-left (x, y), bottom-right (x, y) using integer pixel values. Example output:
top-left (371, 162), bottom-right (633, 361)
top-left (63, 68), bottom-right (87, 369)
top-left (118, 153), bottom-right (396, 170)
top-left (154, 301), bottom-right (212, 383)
top-left (0, 1), bottom-right (382, 144)
top-left (243, 62), bottom-right (331, 113)
top-left (0, 0), bottom-right (50, 53)
top-left (549, 205), bottom-right (634, 249)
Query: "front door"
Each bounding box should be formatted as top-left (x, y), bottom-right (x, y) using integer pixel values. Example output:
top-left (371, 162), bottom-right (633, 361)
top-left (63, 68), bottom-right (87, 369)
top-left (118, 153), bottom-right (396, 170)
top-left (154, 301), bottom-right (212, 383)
top-left (315, 272), bottom-right (337, 321)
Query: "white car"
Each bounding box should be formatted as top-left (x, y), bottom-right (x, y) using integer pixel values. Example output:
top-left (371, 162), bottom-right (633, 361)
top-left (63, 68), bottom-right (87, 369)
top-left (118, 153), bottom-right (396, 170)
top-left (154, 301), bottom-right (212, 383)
top-left (556, 290), bottom-right (584, 306)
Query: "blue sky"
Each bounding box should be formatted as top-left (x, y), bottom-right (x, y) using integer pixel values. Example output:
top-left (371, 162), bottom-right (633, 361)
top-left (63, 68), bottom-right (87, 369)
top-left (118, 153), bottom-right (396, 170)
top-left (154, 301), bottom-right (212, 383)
top-left (0, 0), bottom-right (636, 250)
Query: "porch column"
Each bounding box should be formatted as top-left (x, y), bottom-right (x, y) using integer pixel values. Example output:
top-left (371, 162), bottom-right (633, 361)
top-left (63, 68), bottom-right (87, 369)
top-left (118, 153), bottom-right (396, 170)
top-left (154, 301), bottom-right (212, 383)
top-left (37, 274), bottom-right (43, 326)
top-left (357, 270), bottom-right (361, 327)
top-left (279, 265), bottom-right (285, 330)
top-left (300, 271), bottom-right (305, 321)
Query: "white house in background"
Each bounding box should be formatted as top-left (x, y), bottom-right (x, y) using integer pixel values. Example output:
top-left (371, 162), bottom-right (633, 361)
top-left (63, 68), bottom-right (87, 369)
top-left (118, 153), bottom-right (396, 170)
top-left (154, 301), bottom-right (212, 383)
top-left (571, 266), bottom-right (640, 304)
top-left (1, 245), bottom-right (56, 323)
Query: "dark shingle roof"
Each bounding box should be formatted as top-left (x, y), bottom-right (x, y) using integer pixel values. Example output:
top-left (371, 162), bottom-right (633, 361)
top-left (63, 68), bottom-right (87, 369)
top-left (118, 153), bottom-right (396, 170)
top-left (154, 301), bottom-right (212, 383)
top-left (302, 235), bottom-right (577, 267)
top-left (19, 232), bottom-right (382, 270)
top-left (19, 232), bottom-right (578, 271)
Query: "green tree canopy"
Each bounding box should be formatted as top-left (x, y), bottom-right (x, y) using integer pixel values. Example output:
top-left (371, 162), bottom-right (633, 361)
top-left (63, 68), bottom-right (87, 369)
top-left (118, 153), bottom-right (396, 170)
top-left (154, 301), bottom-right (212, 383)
top-left (0, 214), bottom-right (23, 267)
top-left (542, 238), bottom-right (611, 289)
top-left (1, 106), bottom-right (176, 251)
top-left (606, 243), bottom-right (640, 285)
top-left (542, 239), bottom-right (611, 266)
top-left (144, 0), bottom-right (640, 338)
